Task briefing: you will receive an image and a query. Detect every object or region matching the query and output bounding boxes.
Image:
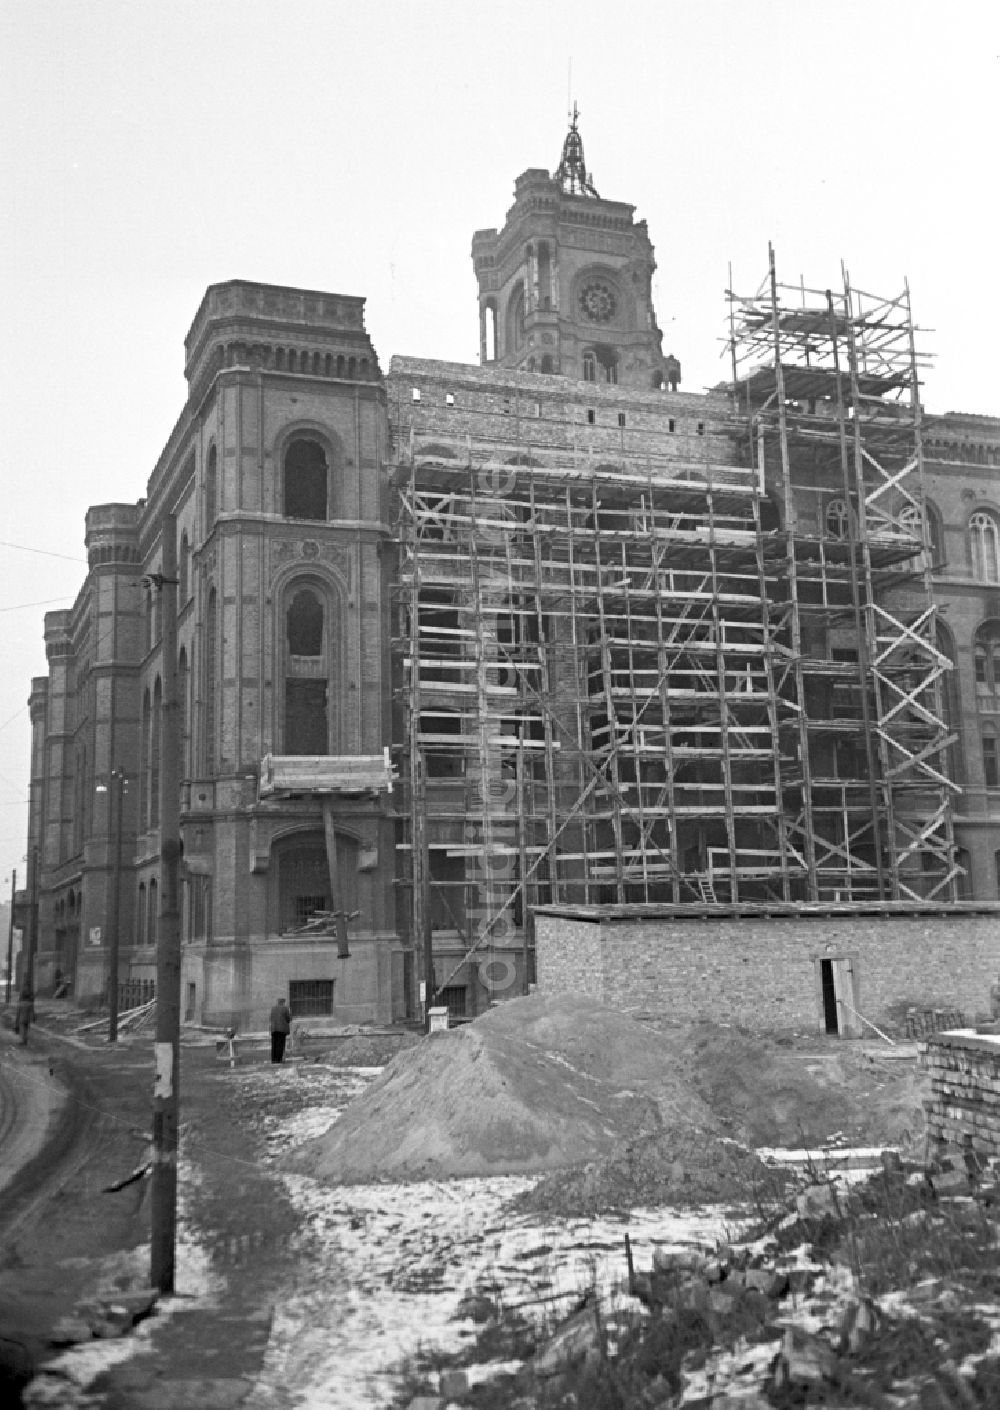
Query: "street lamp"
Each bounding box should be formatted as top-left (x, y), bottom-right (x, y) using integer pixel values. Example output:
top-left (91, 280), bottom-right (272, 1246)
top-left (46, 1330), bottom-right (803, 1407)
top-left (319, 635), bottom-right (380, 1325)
top-left (96, 768), bottom-right (127, 1042)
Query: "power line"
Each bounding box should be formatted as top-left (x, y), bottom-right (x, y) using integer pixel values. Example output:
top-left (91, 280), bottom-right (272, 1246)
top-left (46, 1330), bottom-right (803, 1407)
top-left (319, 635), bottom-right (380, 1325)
top-left (0, 597), bottom-right (74, 614)
top-left (0, 706), bottom-right (27, 735)
top-left (0, 540), bottom-right (87, 563)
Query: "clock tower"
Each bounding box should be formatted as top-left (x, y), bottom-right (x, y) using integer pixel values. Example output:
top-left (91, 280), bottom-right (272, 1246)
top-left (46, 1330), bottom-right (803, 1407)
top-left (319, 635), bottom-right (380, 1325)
top-left (471, 107), bottom-right (680, 391)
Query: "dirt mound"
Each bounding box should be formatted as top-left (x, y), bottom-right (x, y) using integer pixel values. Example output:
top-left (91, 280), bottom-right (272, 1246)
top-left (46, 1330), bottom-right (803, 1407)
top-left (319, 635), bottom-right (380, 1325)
top-left (286, 998), bottom-right (928, 1190)
top-left (514, 1127), bottom-right (793, 1218)
top-left (286, 995), bottom-right (717, 1183)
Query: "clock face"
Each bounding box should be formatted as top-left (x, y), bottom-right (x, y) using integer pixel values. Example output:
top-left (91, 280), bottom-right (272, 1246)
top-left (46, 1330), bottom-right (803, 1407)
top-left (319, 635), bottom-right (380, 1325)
top-left (578, 281), bottom-right (617, 324)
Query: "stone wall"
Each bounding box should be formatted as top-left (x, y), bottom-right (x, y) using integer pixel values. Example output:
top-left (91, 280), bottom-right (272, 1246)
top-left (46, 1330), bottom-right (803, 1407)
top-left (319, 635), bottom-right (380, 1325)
top-left (922, 1032), bottom-right (1000, 1160)
top-left (534, 908), bottom-right (1000, 1035)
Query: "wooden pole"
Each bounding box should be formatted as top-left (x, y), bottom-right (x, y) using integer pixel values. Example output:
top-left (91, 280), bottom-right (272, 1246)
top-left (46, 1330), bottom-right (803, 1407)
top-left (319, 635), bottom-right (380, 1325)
top-left (5, 868), bottom-right (15, 1005)
top-left (151, 514), bottom-right (181, 1294)
top-left (322, 799), bottom-right (350, 959)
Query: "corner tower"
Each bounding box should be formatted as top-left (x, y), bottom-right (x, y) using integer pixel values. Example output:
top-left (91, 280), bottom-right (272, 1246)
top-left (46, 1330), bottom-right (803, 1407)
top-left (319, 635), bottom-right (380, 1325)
top-left (471, 107), bottom-right (680, 391)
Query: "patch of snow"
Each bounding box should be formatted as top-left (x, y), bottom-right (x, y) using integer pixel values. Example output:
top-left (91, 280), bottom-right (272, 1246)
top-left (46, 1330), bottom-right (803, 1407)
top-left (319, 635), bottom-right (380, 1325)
top-left (244, 1168), bottom-right (734, 1410)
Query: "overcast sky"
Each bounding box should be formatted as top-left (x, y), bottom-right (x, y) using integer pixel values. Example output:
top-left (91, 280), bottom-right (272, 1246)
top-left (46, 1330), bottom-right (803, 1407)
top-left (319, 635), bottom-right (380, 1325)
top-left (1, 0), bottom-right (998, 891)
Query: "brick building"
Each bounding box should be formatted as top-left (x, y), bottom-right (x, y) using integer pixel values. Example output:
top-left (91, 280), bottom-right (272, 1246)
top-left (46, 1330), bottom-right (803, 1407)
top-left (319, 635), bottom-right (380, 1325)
top-left (22, 117), bottom-right (1000, 1029)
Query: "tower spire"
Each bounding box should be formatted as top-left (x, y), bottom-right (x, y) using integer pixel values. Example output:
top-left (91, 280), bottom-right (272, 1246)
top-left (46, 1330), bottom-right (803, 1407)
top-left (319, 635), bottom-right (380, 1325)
top-left (554, 102), bottom-right (599, 197)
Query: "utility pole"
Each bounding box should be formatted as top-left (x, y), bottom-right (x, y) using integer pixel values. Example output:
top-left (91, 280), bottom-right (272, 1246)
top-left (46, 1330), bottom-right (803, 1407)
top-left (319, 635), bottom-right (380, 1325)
top-left (150, 515), bottom-right (181, 1294)
top-left (106, 769), bottom-right (126, 1042)
top-left (5, 869), bottom-right (15, 1005)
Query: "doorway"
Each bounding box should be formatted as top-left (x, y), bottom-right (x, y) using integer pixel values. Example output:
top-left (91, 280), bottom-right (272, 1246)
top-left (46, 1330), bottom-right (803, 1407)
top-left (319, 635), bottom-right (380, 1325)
top-left (817, 955), bottom-right (860, 1037)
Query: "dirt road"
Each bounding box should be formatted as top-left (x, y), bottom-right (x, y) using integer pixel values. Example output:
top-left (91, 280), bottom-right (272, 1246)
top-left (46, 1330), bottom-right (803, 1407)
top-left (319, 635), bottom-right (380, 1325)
top-left (0, 1009), bottom-right (293, 1407)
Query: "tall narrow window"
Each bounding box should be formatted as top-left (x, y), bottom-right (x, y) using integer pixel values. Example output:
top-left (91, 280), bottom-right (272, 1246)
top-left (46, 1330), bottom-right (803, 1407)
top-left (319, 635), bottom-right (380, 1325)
top-left (205, 588), bottom-right (217, 772)
top-left (483, 300), bottom-right (497, 362)
top-left (984, 726), bottom-right (999, 789)
top-left (148, 877), bottom-right (158, 946)
top-left (284, 588), bottom-right (328, 755)
top-left (178, 531), bottom-right (190, 602)
top-left (970, 511), bottom-right (1000, 581)
top-left (205, 445), bottom-right (218, 532)
top-left (596, 346), bottom-right (618, 384)
top-left (537, 242), bottom-right (552, 310)
top-left (284, 439), bottom-right (328, 520)
top-left (139, 688), bottom-right (151, 825)
top-left (137, 883), bottom-right (146, 946)
top-left (150, 677), bottom-right (162, 825)
top-left (506, 284), bottom-right (526, 354)
top-left (826, 498), bottom-right (851, 540)
top-left (582, 350), bottom-right (596, 383)
top-left (178, 647), bottom-right (189, 778)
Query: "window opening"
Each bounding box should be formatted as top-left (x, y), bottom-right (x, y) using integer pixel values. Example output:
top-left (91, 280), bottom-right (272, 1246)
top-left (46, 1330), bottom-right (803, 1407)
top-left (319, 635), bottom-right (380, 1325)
top-left (440, 985), bottom-right (468, 1020)
top-left (826, 498), bottom-right (851, 540)
top-left (587, 409), bottom-right (596, 425)
top-left (205, 445), bottom-right (218, 530)
top-left (286, 588), bottom-right (324, 657)
top-left (971, 511), bottom-right (1000, 581)
top-left (289, 979), bottom-right (335, 1017)
top-left (284, 439), bottom-right (328, 520)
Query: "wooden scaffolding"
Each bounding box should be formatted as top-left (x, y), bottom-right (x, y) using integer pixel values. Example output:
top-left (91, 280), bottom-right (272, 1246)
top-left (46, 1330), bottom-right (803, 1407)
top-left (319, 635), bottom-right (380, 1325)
top-left (392, 253), bottom-right (961, 1002)
top-left (727, 245), bottom-right (960, 903)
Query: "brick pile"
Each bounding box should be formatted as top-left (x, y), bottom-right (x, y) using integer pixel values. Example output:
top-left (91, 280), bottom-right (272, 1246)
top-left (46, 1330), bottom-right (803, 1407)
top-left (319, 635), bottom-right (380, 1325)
top-left (905, 1006), bottom-right (966, 1039)
top-left (921, 1031), bottom-right (1000, 1159)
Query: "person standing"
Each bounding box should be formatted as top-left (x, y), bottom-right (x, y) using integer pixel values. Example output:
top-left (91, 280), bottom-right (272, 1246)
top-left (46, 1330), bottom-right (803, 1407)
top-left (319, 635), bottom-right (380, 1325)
top-left (269, 996), bottom-right (291, 1064)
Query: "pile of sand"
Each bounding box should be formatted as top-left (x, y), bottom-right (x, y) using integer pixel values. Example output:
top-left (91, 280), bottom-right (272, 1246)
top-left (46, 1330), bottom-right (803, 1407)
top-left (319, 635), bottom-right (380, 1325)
top-left (286, 994), bottom-right (718, 1184)
top-left (286, 996), bottom-right (927, 1191)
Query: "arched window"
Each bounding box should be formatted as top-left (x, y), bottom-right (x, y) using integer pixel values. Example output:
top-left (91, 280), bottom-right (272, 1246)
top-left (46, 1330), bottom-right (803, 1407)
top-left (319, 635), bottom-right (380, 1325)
top-left (205, 587), bottom-right (217, 772)
top-left (283, 439), bottom-right (328, 520)
top-left (826, 498), bottom-right (851, 540)
top-left (137, 882), bottom-right (146, 947)
top-left (541, 354), bottom-right (554, 374)
top-left (284, 587), bottom-right (328, 755)
top-left (205, 445), bottom-right (218, 532)
top-left (582, 350), bottom-right (596, 383)
top-left (970, 511), bottom-right (1000, 581)
top-left (150, 676), bottom-right (162, 825)
top-left (178, 531), bottom-right (190, 603)
top-left (336, 354), bottom-right (345, 377)
top-left (148, 877), bottom-right (158, 946)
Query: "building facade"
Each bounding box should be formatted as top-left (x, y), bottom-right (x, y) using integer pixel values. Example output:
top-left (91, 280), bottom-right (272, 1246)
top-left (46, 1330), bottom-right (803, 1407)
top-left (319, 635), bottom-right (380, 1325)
top-left (23, 122), bottom-right (1000, 1028)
